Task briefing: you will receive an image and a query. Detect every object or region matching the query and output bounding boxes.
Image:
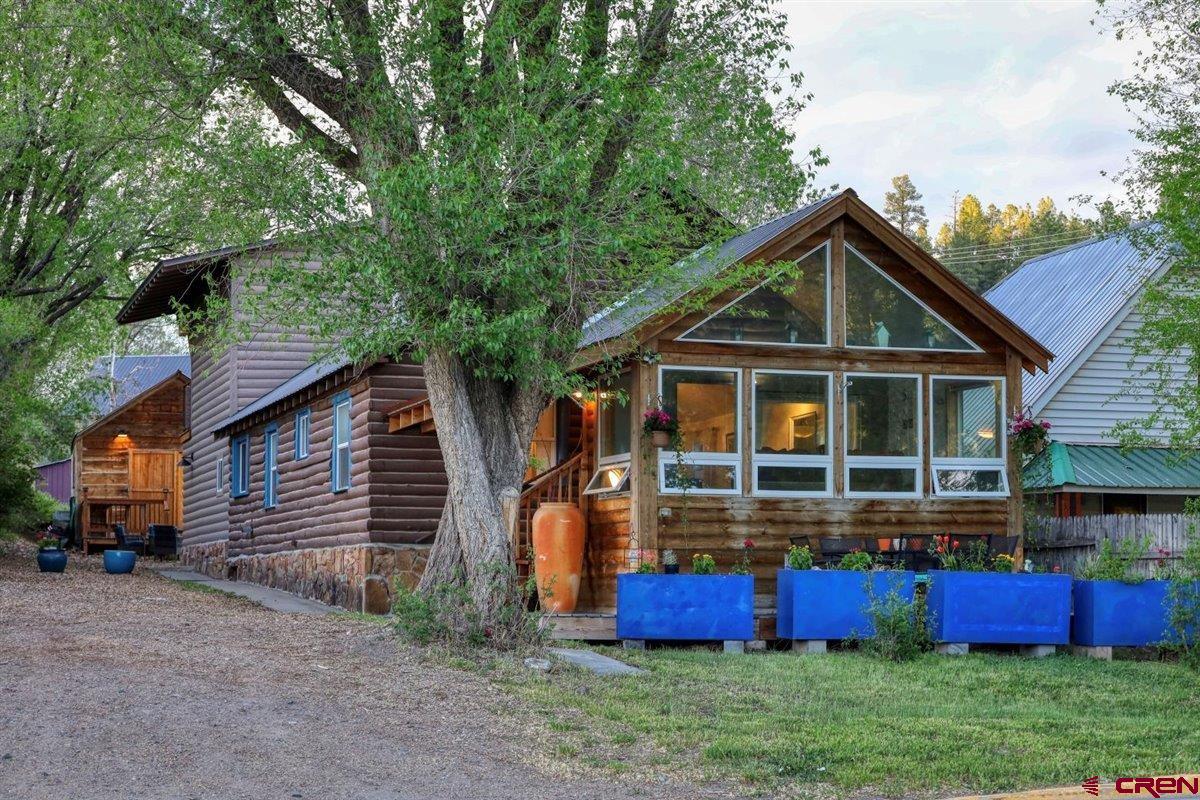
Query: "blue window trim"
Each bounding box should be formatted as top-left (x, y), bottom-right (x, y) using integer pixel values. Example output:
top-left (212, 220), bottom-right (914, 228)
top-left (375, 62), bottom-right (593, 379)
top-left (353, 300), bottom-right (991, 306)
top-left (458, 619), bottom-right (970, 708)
top-left (294, 407), bottom-right (311, 459)
top-left (263, 423), bottom-right (279, 509)
top-left (330, 390), bottom-right (352, 493)
top-left (230, 434), bottom-right (250, 498)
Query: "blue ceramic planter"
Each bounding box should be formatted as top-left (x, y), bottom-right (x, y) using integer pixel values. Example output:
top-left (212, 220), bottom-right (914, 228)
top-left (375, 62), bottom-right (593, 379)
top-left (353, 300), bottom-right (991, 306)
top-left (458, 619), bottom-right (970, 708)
top-left (927, 570), bottom-right (1071, 645)
top-left (616, 573), bottom-right (754, 641)
top-left (777, 569), bottom-right (915, 640)
top-left (1072, 579), bottom-right (1175, 647)
top-left (103, 549), bottom-right (137, 575)
top-left (36, 548), bottom-right (68, 573)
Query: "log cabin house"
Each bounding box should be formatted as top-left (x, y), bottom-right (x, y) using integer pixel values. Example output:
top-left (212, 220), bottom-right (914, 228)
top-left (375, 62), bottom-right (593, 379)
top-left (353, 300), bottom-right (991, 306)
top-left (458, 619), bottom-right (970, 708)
top-left (116, 190), bottom-right (1050, 626)
top-left (72, 362), bottom-right (189, 553)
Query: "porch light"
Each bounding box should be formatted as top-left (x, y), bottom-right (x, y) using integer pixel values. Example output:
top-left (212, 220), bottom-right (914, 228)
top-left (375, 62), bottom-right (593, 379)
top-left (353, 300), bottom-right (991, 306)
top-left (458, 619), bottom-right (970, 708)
top-left (115, 428), bottom-right (129, 440)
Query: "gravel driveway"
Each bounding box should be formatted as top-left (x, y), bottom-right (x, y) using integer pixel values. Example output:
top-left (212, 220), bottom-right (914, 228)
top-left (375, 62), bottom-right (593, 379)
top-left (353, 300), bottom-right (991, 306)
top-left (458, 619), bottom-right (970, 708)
top-left (0, 542), bottom-right (713, 800)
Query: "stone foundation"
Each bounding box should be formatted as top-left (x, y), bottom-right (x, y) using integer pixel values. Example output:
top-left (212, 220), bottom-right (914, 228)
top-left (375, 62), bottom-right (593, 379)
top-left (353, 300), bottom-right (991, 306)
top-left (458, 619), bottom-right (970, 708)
top-left (226, 543), bottom-right (429, 613)
top-left (180, 541), bottom-right (228, 579)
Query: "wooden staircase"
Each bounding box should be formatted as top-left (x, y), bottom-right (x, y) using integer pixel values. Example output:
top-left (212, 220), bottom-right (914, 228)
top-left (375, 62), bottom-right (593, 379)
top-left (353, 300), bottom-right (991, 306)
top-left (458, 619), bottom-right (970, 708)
top-left (515, 451), bottom-right (586, 577)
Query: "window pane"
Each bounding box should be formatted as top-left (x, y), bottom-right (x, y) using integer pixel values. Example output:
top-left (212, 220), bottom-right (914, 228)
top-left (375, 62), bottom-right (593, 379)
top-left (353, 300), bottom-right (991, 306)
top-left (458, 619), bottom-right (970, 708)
top-left (936, 468), bottom-right (1004, 494)
top-left (848, 467), bottom-right (917, 494)
top-left (599, 371), bottom-right (634, 458)
top-left (662, 369), bottom-right (737, 454)
top-left (337, 446), bottom-right (351, 488)
top-left (680, 244), bottom-right (827, 345)
top-left (933, 378), bottom-right (1002, 459)
top-left (663, 462), bottom-right (737, 491)
top-left (846, 376), bottom-right (918, 457)
top-left (335, 401), bottom-right (351, 441)
top-left (585, 464), bottom-right (629, 494)
top-left (755, 372), bottom-right (827, 456)
top-left (757, 465), bottom-right (827, 493)
top-left (845, 246), bottom-right (974, 350)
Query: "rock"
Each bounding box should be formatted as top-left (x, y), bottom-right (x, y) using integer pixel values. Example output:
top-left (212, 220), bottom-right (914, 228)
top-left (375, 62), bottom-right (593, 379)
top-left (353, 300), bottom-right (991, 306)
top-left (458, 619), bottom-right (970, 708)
top-left (523, 657), bottom-right (553, 672)
top-left (362, 575), bottom-right (391, 615)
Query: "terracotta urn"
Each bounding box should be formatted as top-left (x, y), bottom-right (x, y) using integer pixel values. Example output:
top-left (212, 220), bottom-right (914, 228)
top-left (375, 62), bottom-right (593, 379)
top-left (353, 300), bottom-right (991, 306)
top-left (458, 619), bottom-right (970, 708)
top-left (531, 502), bottom-right (586, 613)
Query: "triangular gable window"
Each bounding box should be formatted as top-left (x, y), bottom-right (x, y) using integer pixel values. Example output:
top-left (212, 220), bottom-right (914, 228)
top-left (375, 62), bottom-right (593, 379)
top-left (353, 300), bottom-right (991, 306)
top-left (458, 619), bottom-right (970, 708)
top-left (678, 242), bottom-right (829, 346)
top-left (844, 244), bottom-right (978, 351)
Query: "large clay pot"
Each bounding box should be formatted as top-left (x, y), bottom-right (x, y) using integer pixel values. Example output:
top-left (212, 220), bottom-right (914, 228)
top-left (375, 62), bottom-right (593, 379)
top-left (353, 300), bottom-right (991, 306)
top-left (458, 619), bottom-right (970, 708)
top-left (37, 548), bottom-right (68, 573)
top-left (103, 549), bottom-right (137, 575)
top-left (531, 502), bottom-right (586, 613)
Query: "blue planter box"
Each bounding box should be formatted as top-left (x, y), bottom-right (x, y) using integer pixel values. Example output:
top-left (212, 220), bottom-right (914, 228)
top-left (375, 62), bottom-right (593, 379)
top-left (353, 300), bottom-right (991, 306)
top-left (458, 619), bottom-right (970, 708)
top-left (777, 569), bottom-right (915, 640)
top-left (1072, 579), bottom-right (1174, 647)
top-left (927, 570), bottom-right (1071, 645)
top-left (616, 573), bottom-right (754, 641)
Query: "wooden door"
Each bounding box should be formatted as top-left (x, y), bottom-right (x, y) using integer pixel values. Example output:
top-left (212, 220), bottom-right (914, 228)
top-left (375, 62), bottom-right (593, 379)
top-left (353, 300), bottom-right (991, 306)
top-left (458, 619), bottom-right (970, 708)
top-left (129, 451), bottom-right (180, 531)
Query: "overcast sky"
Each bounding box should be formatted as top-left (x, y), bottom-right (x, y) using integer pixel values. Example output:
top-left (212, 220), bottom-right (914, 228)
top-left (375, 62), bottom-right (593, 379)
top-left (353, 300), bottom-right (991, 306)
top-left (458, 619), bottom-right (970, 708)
top-left (782, 0), bottom-right (1141, 232)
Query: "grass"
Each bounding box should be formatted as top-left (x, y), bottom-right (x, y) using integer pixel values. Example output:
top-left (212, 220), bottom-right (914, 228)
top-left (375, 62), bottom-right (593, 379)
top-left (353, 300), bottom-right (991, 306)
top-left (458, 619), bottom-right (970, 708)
top-left (174, 579), bottom-right (246, 601)
top-left (501, 647), bottom-right (1200, 796)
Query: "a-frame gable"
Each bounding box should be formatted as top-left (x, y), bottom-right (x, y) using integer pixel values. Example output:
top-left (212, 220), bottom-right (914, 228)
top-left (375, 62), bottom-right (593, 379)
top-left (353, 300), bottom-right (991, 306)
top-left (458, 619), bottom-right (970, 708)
top-left (579, 190), bottom-right (1051, 372)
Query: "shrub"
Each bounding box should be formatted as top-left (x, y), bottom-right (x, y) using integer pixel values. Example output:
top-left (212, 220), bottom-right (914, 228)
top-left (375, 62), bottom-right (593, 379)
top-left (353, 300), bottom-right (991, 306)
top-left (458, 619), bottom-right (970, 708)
top-left (1079, 538), bottom-right (1149, 584)
top-left (1163, 508), bottom-right (1200, 669)
top-left (859, 579), bottom-right (931, 662)
top-left (392, 563), bottom-right (545, 653)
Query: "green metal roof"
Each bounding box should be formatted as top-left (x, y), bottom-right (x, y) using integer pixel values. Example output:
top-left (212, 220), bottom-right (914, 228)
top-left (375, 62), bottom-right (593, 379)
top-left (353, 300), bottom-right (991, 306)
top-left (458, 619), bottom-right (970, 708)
top-left (1023, 442), bottom-right (1200, 491)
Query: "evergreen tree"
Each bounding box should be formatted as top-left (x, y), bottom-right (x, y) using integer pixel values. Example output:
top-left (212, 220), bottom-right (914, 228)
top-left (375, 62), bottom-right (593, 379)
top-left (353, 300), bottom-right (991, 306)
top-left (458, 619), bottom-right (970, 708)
top-left (883, 175), bottom-right (928, 239)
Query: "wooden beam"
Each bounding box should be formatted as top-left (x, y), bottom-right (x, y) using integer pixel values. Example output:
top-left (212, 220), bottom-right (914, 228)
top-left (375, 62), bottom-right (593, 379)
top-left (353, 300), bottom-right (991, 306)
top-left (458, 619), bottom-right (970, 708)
top-left (1006, 349), bottom-right (1025, 569)
top-left (830, 220), bottom-right (846, 350)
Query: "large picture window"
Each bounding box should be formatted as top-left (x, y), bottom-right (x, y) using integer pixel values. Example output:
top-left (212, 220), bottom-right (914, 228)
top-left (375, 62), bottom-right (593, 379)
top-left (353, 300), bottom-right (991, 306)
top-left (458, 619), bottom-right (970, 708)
top-left (931, 376), bottom-right (1008, 497)
top-left (678, 242), bottom-right (829, 346)
top-left (659, 367), bottom-right (740, 494)
top-left (845, 374), bottom-right (921, 497)
top-left (585, 371), bottom-right (633, 495)
top-left (752, 371), bottom-right (832, 496)
top-left (844, 244), bottom-right (978, 351)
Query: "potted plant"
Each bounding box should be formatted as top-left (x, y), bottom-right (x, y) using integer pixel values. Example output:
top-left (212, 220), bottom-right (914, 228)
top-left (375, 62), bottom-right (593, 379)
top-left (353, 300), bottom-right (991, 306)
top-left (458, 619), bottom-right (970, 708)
top-left (616, 551), bottom-right (754, 641)
top-left (35, 532), bottom-right (68, 573)
top-left (776, 546), bottom-right (914, 641)
top-left (662, 548), bottom-right (679, 575)
top-left (642, 403), bottom-right (678, 450)
top-left (926, 535), bottom-right (1071, 646)
top-left (1072, 539), bottom-right (1182, 648)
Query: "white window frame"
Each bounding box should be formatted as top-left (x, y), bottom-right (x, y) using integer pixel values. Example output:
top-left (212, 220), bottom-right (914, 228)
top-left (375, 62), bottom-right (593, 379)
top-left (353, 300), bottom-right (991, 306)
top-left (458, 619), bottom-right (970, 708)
top-left (676, 241), bottom-right (832, 348)
top-left (295, 408), bottom-right (311, 460)
top-left (215, 456), bottom-right (226, 496)
top-left (583, 461), bottom-right (631, 495)
top-left (843, 372), bottom-right (923, 499)
top-left (929, 375), bottom-right (1009, 498)
top-left (332, 393), bottom-right (352, 493)
top-left (750, 369), bottom-right (833, 497)
top-left (657, 365), bottom-right (742, 495)
top-left (263, 426), bottom-right (279, 509)
top-left (843, 243), bottom-right (982, 353)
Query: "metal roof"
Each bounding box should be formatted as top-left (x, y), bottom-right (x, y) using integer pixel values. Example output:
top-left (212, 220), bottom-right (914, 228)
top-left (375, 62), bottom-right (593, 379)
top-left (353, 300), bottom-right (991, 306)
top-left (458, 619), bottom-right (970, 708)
top-left (984, 223), bottom-right (1168, 413)
top-left (213, 355), bottom-right (350, 435)
top-left (90, 355), bottom-right (192, 417)
top-left (1024, 442), bottom-right (1200, 491)
top-left (578, 194), bottom-right (840, 347)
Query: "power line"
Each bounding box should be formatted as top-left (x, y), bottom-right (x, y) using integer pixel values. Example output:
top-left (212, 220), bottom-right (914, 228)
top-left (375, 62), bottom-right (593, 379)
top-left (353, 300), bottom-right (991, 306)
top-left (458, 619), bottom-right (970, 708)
top-left (938, 229), bottom-right (1095, 255)
top-left (937, 232), bottom-right (1096, 263)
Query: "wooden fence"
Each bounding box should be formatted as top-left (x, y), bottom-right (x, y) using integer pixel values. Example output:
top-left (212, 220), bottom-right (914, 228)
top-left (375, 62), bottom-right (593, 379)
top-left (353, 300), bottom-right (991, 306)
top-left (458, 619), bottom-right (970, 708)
top-left (1027, 514), bottom-right (1195, 576)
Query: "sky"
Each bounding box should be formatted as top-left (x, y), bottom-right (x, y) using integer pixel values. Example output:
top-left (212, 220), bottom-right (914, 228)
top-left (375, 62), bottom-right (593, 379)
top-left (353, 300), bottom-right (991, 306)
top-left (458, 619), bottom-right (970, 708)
top-left (781, 0), bottom-right (1142, 233)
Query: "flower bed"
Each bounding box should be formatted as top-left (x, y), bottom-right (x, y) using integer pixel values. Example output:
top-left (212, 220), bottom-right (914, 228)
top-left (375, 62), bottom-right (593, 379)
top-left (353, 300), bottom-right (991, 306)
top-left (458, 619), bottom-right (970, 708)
top-left (926, 570), bottom-right (1071, 645)
top-left (777, 569), bottom-right (915, 640)
top-left (616, 573), bottom-right (755, 641)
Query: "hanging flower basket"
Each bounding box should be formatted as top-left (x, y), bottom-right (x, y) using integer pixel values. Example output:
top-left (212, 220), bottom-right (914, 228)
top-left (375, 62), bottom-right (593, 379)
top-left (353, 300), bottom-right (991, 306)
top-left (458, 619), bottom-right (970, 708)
top-left (642, 405), bottom-right (678, 450)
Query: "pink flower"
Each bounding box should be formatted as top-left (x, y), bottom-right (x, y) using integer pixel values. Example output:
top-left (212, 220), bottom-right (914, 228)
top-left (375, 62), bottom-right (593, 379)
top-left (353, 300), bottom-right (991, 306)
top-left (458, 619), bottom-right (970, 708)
top-left (1041, 421), bottom-right (1051, 429)
top-left (743, 538), bottom-right (755, 549)
top-left (1052, 565), bottom-right (1061, 573)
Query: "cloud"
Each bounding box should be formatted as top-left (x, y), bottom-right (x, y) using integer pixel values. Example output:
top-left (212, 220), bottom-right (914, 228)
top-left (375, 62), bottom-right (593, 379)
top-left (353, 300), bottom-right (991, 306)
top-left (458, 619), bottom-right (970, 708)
top-left (780, 0), bottom-right (1142, 226)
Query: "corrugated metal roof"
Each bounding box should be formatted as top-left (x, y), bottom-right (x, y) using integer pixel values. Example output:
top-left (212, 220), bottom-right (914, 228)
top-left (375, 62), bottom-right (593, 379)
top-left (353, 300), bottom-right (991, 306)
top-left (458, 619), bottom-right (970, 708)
top-left (984, 223), bottom-right (1168, 413)
top-left (578, 194), bottom-right (840, 347)
top-left (90, 355), bottom-right (191, 416)
top-left (213, 356), bottom-right (350, 434)
top-left (1024, 442), bottom-right (1200, 490)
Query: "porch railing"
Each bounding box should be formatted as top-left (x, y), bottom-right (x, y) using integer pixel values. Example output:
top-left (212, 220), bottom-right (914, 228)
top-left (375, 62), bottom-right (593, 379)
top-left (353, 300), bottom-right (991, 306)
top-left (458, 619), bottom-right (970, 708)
top-left (515, 451), bottom-right (586, 576)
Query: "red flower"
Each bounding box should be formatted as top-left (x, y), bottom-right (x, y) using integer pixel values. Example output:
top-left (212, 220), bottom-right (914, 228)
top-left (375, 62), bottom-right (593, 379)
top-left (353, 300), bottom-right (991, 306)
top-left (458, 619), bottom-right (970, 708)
top-left (952, 539), bottom-right (960, 549)
top-left (743, 538), bottom-right (755, 549)
top-left (1052, 565), bottom-right (1061, 573)
top-left (936, 545), bottom-right (945, 554)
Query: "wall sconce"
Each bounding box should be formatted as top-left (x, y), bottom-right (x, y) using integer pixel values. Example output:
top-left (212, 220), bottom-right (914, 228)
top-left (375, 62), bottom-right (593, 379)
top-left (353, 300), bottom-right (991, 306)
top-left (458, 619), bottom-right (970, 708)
top-left (178, 453), bottom-right (193, 468)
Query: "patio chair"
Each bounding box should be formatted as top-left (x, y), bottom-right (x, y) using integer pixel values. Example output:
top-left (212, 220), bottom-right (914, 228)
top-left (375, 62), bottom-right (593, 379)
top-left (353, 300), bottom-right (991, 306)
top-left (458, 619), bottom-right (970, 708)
top-left (988, 535), bottom-right (1019, 556)
top-left (147, 524), bottom-right (178, 558)
top-left (816, 537), bottom-right (871, 567)
top-left (113, 524), bottom-right (146, 555)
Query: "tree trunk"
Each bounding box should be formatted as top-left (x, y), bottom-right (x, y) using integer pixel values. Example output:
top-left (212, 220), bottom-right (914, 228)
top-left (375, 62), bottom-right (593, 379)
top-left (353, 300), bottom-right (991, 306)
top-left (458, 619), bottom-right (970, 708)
top-left (417, 346), bottom-right (546, 621)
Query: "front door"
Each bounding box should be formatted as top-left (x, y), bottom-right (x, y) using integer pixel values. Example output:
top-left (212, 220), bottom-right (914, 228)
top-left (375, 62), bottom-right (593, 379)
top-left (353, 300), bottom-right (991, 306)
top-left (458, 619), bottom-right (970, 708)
top-left (129, 451), bottom-right (181, 530)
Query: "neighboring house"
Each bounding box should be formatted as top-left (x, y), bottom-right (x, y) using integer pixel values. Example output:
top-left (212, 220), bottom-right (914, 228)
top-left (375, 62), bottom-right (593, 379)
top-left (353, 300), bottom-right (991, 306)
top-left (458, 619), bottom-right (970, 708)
top-left (33, 458), bottom-right (71, 505)
top-left (985, 224), bottom-right (1198, 516)
top-left (72, 362), bottom-right (190, 552)
top-left (118, 189), bottom-right (1050, 619)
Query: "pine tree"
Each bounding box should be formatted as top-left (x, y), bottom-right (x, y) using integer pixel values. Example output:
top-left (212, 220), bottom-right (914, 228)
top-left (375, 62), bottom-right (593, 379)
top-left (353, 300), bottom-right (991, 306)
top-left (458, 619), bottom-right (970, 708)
top-left (883, 175), bottom-right (929, 239)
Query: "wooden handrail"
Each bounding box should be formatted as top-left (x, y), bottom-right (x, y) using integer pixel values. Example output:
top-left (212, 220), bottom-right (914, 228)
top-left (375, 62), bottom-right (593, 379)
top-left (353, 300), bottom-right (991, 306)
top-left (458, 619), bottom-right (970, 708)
top-left (515, 451), bottom-right (586, 566)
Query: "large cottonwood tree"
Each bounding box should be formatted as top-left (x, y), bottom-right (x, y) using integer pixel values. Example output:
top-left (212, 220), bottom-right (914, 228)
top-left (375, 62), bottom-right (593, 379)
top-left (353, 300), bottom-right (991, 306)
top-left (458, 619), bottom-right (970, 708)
top-left (127, 0), bottom-right (821, 623)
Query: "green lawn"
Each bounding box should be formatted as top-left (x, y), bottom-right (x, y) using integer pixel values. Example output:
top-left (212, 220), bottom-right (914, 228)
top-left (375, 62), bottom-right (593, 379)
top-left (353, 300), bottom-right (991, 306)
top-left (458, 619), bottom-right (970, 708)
top-left (503, 648), bottom-right (1200, 796)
